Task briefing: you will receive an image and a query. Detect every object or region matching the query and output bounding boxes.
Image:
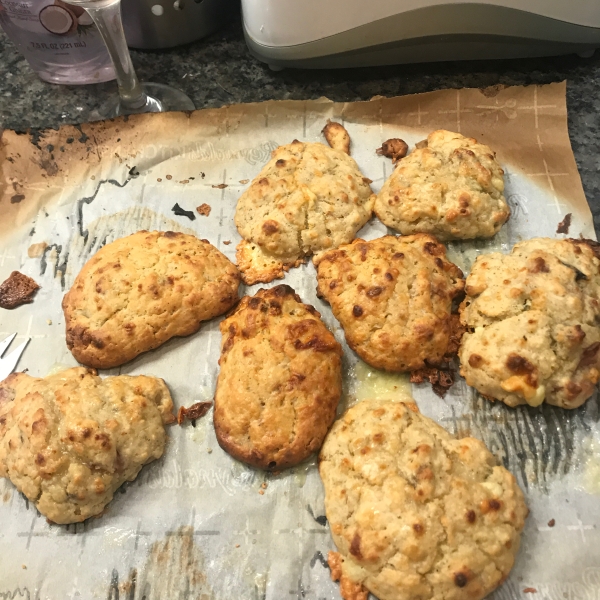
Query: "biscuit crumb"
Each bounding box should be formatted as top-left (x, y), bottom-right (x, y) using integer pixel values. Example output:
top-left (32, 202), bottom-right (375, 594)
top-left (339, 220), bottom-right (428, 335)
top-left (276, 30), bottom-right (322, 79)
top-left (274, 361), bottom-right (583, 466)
top-left (196, 203), bottom-right (211, 217)
top-left (91, 175), bottom-right (96, 180)
top-left (547, 518), bottom-right (555, 527)
top-left (0, 271), bottom-right (40, 309)
top-left (47, 319), bottom-right (52, 325)
top-left (258, 490), bottom-right (264, 495)
top-left (157, 178), bottom-right (162, 182)
top-left (166, 174), bottom-right (172, 180)
top-left (376, 138), bottom-right (408, 163)
top-left (179, 179), bottom-right (189, 184)
top-left (207, 448), bottom-right (213, 454)
top-left (239, 179), bottom-right (249, 184)
top-left (172, 203), bottom-right (196, 221)
top-left (261, 482), bottom-right (268, 489)
top-left (235, 544), bottom-right (240, 548)
top-left (523, 588), bottom-right (537, 594)
top-left (212, 183), bottom-right (228, 189)
top-left (28, 241), bottom-right (48, 258)
top-left (177, 402), bottom-right (213, 425)
top-left (22, 565), bottom-right (26, 570)
top-left (556, 213), bottom-right (572, 234)
top-left (223, 241), bottom-right (231, 245)
top-left (322, 120), bottom-right (351, 154)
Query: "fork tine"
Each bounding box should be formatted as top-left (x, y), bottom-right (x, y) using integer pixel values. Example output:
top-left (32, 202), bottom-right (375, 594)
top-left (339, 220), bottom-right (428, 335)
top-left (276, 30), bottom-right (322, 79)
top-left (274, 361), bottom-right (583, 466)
top-left (0, 333), bottom-right (17, 358)
top-left (0, 338), bottom-right (30, 381)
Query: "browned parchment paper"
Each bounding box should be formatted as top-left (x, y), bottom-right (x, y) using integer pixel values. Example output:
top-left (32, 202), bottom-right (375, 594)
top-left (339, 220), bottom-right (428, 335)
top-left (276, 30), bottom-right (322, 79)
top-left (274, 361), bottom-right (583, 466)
top-left (0, 82), bottom-right (598, 600)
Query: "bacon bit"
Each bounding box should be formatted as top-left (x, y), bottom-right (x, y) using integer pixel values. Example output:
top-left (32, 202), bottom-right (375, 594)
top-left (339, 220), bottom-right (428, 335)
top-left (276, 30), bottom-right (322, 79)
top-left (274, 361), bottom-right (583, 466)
top-left (196, 203), bottom-right (211, 216)
top-left (547, 518), bottom-right (555, 527)
top-left (410, 366), bottom-right (455, 397)
top-left (376, 138), bottom-right (408, 163)
top-left (212, 183), bottom-right (228, 189)
top-left (556, 213), bottom-right (572, 234)
top-left (239, 179), bottom-right (249, 184)
top-left (523, 588), bottom-right (537, 594)
top-left (223, 240), bottom-right (231, 245)
top-left (177, 401), bottom-right (213, 425)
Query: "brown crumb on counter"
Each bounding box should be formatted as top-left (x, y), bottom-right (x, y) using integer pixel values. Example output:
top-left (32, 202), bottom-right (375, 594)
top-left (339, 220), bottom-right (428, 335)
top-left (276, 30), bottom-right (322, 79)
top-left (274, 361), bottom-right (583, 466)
top-left (556, 213), bottom-right (572, 234)
top-left (376, 138), bottom-right (408, 163)
top-left (0, 271), bottom-right (40, 309)
top-left (548, 518), bottom-right (555, 527)
top-left (239, 179), bottom-right (249, 184)
top-left (212, 183), bottom-right (228, 189)
top-left (261, 482), bottom-right (268, 489)
top-left (179, 179), bottom-right (189, 184)
top-left (258, 490), bottom-right (264, 495)
top-left (166, 174), bottom-right (172, 180)
top-left (196, 203), bottom-right (211, 216)
top-left (223, 240), bottom-right (231, 245)
top-left (177, 401), bottom-right (213, 425)
top-left (523, 588), bottom-right (537, 594)
top-left (157, 178), bottom-right (162, 182)
top-left (235, 544), bottom-right (240, 548)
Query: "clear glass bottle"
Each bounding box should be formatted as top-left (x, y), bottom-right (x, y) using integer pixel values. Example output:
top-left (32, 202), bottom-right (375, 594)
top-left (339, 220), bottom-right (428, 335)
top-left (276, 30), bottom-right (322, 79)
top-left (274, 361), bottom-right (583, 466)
top-left (0, 0), bottom-right (115, 84)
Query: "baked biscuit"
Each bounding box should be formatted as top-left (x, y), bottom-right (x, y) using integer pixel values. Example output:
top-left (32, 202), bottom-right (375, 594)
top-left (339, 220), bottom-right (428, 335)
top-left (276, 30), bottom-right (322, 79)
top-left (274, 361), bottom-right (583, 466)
top-left (459, 237), bottom-right (600, 409)
top-left (375, 130), bottom-right (509, 241)
top-left (316, 235), bottom-right (464, 372)
top-left (214, 285), bottom-right (342, 470)
top-left (234, 140), bottom-right (374, 285)
top-left (320, 399), bottom-right (527, 600)
top-left (63, 230), bottom-right (240, 369)
top-left (0, 367), bottom-right (175, 524)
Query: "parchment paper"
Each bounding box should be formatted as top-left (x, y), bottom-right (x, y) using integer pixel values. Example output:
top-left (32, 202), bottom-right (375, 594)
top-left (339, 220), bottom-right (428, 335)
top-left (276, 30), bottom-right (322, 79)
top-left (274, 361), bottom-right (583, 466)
top-left (0, 81), bottom-right (598, 600)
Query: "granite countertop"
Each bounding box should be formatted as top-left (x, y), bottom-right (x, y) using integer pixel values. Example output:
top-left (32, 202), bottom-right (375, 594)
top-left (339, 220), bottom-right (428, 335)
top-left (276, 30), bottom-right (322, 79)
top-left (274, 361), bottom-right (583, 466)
top-left (0, 15), bottom-right (598, 234)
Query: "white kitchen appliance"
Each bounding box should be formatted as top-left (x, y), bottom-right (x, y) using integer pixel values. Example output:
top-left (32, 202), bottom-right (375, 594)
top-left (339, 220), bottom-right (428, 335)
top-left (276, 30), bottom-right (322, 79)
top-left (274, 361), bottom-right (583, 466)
top-left (242, 0), bottom-right (600, 68)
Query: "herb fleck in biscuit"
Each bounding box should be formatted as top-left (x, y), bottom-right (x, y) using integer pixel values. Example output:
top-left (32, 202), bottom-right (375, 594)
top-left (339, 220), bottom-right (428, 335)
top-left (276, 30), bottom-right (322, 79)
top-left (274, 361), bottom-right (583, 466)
top-left (316, 235), bottom-right (464, 372)
top-left (214, 285), bottom-right (342, 470)
top-left (460, 237), bottom-right (600, 408)
top-left (63, 230), bottom-right (240, 369)
top-left (320, 399), bottom-right (527, 600)
top-left (375, 130), bottom-right (509, 241)
top-left (234, 140), bottom-right (374, 284)
top-left (0, 367), bottom-right (175, 524)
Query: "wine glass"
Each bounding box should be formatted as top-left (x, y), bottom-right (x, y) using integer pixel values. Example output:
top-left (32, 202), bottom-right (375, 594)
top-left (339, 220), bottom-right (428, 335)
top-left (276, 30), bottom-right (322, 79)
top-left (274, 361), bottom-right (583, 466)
top-left (61, 0), bottom-right (194, 118)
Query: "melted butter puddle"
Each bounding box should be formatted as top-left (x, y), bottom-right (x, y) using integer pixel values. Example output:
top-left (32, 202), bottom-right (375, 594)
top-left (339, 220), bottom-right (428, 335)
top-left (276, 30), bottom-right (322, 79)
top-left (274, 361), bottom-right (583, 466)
top-left (350, 361), bottom-right (413, 405)
top-left (582, 437), bottom-right (600, 495)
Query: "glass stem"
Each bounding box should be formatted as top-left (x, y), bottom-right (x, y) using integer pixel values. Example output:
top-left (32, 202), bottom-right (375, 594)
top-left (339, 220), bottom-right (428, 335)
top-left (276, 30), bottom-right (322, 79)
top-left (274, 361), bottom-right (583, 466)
top-left (85, 2), bottom-right (147, 110)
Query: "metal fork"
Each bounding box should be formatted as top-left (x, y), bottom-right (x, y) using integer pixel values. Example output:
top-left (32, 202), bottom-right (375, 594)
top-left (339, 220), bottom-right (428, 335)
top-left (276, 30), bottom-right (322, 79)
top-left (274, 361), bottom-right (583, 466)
top-left (0, 333), bottom-right (30, 381)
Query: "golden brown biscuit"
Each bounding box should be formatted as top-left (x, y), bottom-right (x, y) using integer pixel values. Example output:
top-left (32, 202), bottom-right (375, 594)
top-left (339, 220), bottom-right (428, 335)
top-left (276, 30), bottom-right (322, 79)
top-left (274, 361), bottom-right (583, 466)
top-left (319, 398), bottom-right (528, 600)
top-left (374, 130), bottom-right (509, 241)
top-left (0, 367), bottom-right (175, 524)
top-left (214, 285), bottom-right (342, 470)
top-left (459, 237), bottom-right (600, 408)
top-left (234, 140), bottom-right (374, 284)
top-left (63, 230), bottom-right (240, 369)
top-left (316, 235), bottom-right (464, 372)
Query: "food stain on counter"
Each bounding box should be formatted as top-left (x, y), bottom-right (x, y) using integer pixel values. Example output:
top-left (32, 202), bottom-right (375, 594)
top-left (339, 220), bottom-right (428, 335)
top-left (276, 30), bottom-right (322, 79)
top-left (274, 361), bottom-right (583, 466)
top-left (346, 361), bottom-right (412, 407)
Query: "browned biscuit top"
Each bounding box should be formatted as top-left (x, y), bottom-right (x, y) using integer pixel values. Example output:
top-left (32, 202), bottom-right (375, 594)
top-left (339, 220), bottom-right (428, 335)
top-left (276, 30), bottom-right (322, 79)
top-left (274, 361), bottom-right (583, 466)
top-left (62, 230), bottom-right (240, 369)
top-left (316, 234), bottom-right (464, 372)
top-left (0, 367), bottom-right (174, 524)
top-left (214, 284), bottom-right (343, 470)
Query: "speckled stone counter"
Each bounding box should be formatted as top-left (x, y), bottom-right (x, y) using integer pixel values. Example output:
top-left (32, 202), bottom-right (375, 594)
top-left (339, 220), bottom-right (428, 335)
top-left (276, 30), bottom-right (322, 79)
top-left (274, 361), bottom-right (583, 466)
top-left (0, 16), bottom-right (598, 234)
